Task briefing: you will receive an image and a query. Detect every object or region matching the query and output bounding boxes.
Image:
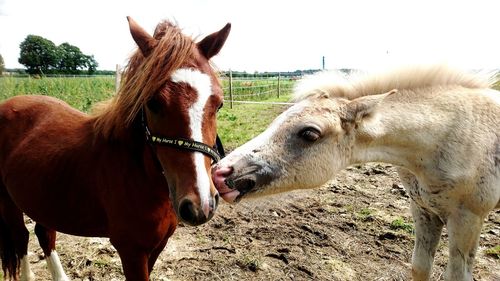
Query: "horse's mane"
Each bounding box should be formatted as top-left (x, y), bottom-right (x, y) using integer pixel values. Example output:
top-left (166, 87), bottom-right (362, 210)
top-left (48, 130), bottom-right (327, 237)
top-left (92, 20), bottom-right (195, 139)
top-left (293, 65), bottom-right (498, 101)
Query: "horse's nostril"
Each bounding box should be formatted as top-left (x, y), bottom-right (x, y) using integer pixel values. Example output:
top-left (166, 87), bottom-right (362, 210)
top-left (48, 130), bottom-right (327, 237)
top-left (178, 199), bottom-right (196, 225)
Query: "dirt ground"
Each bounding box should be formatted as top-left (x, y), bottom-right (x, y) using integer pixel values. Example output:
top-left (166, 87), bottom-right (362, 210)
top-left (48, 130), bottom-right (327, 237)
top-left (24, 163), bottom-right (499, 281)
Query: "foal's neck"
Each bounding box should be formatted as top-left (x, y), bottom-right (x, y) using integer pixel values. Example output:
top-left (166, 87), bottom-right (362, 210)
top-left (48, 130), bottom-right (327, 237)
top-left (351, 93), bottom-right (446, 171)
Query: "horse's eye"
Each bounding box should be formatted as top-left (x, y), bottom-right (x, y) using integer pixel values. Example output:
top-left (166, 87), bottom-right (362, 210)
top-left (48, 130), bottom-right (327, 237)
top-left (217, 102), bottom-right (224, 112)
top-left (299, 127), bottom-right (321, 142)
top-left (147, 97), bottom-right (161, 114)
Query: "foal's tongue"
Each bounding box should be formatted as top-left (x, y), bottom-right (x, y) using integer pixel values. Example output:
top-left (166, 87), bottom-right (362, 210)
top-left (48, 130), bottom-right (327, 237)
top-left (219, 189), bottom-right (240, 203)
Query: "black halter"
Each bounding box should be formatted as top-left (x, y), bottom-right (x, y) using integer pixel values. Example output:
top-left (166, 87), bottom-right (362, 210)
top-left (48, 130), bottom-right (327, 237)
top-left (141, 108), bottom-right (224, 164)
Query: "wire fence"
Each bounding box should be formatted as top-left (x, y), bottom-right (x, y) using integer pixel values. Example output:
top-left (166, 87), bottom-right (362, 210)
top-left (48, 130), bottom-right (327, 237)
top-left (113, 66), bottom-right (302, 108)
top-left (219, 71), bottom-right (300, 108)
top-left (26, 65), bottom-right (303, 109)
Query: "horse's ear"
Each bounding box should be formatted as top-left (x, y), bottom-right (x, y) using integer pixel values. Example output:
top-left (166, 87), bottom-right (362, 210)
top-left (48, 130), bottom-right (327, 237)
top-left (342, 89), bottom-right (397, 129)
top-left (197, 23), bottom-right (231, 59)
top-left (127, 16), bottom-right (157, 57)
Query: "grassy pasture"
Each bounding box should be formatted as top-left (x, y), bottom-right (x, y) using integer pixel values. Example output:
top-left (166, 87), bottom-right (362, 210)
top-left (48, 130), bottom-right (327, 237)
top-left (0, 76), bottom-right (293, 149)
top-left (0, 76), bottom-right (115, 112)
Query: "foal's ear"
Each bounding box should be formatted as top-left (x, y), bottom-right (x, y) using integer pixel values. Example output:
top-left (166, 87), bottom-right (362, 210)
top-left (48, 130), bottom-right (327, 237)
top-left (127, 16), bottom-right (157, 57)
top-left (197, 23), bottom-right (231, 59)
top-left (342, 89), bottom-right (396, 128)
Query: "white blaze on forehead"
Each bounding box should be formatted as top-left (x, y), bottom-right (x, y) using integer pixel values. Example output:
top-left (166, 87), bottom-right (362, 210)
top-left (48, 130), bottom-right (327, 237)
top-left (171, 68), bottom-right (212, 208)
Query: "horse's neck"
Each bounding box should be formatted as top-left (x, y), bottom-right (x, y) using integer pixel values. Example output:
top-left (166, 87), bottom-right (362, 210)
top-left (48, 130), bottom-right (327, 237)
top-left (351, 92), bottom-right (447, 170)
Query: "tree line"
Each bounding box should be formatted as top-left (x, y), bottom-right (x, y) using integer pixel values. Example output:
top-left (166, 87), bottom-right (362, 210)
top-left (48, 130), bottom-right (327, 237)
top-left (16, 35), bottom-right (98, 75)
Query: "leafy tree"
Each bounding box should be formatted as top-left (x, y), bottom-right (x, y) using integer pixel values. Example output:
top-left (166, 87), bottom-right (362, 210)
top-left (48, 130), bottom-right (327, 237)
top-left (0, 54), bottom-right (4, 76)
top-left (84, 54), bottom-right (98, 74)
top-left (18, 35), bottom-right (58, 74)
top-left (57, 42), bottom-right (88, 74)
top-left (19, 35), bottom-right (99, 75)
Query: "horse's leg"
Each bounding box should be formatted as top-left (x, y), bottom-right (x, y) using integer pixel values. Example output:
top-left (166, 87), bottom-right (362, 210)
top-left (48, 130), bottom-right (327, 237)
top-left (112, 241), bottom-right (149, 281)
top-left (147, 234), bottom-right (171, 274)
top-left (0, 183), bottom-right (35, 281)
top-left (34, 224), bottom-right (69, 281)
top-left (115, 246), bottom-right (149, 281)
top-left (444, 207), bottom-right (483, 281)
top-left (409, 200), bottom-right (444, 281)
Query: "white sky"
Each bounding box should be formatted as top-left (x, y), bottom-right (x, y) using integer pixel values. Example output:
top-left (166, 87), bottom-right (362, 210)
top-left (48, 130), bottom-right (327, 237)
top-left (0, 0), bottom-right (499, 72)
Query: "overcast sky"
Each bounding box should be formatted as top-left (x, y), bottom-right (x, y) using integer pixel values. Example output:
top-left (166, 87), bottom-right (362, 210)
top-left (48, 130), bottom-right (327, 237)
top-left (0, 0), bottom-right (499, 72)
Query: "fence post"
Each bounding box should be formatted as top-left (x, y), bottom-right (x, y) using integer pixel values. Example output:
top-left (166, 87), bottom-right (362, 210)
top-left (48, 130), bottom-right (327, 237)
top-left (115, 64), bottom-right (121, 93)
top-left (229, 69), bottom-right (233, 109)
top-left (277, 72), bottom-right (281, 99)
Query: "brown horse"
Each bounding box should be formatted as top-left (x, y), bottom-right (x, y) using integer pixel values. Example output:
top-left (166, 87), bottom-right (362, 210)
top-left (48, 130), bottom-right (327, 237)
top-left (0, 17), bottom-right (230, 280)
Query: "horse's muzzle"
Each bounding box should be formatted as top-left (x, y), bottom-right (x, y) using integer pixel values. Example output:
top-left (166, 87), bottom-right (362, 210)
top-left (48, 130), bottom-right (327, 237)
top-left (177, 194), bottom-right (219, 226)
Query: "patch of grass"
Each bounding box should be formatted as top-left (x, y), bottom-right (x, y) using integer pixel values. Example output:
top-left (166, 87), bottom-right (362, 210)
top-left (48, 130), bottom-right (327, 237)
top-left (217, 96), bottom-right (292, 150)
top-left (237, 253), bottom-right (262, 272)
top-left (222, 233), bottom-right (232, 244)
top-left (195, 233), bottom-right (209, 245)
top-left (389, 217), bottom-right (414, 233)
top-left (356, 208), bottom-right (375, 222)
top-left (93, 259), bottom-right (110, 268)
top-left (485, 245), bottom-right (500, 259)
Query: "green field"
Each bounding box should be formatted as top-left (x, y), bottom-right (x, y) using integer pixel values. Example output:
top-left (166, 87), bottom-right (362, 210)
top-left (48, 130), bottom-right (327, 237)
top-left (0, 76), bottom-right (116, 112)
top-left (0, 76), bottom-right (292, 149)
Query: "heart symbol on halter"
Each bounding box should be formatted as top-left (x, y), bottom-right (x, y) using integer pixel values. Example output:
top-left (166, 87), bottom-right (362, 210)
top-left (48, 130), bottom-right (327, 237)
top-left (178, 140), bottom-right (184, 146)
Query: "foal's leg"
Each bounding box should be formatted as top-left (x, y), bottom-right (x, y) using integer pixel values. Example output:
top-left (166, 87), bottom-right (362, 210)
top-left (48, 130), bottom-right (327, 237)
top-left (444, 207), bottom-right (483, 281)
top-left (409, 201), bottom-right (444, 281)
top-left (398, 169), bottom-right (443, 281)
top-left (34, 224), bottom-right (69, 281)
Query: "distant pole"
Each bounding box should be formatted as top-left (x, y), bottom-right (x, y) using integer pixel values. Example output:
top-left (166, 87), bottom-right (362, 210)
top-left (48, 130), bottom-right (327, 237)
top-left (277, 72), bottom-right (281, 98)
top-left (322, 56), bottom-right (325, 70)
top-left (115, 64), bottom-right (121, 93)
top-left (229, 69), bottom-right (233, 109)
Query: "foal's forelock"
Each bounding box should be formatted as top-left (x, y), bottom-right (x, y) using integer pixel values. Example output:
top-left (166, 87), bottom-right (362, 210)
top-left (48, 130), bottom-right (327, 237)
top-left (171, 68), bottom-right (213, 206)
top-left (294, 65), bottom-right (498, 102)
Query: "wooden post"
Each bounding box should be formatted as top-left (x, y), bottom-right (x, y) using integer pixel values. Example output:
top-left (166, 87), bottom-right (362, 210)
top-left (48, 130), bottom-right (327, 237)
top-left (115, 64), bottom-right (121, 93)
top-left (229, 69), bottom-right (233, 109)
top-left (277, 72), bottom-right (281, 98)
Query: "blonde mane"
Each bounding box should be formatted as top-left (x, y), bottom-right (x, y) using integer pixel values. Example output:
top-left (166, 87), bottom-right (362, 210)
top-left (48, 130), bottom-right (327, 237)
top-left (92, 20), bottom-right (196, 139)
top-left (294, 65), bottom-right (498, 101)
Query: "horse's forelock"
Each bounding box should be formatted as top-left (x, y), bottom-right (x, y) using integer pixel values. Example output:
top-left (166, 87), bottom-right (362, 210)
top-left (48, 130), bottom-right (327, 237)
top-left (92, 20), bottom-right (197, 139)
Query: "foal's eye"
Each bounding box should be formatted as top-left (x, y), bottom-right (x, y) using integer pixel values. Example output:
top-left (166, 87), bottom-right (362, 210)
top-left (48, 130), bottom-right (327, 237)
top-left (217, 102), bottom-right (224, 112)
top-left (147, 97), bottom-right (162, 114)
top-left (299, 127), bottom-right (321, 142)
